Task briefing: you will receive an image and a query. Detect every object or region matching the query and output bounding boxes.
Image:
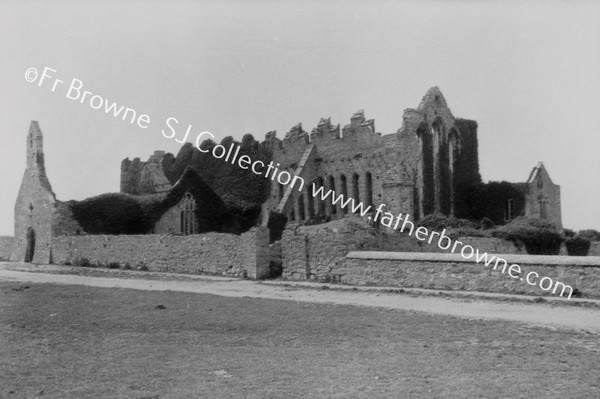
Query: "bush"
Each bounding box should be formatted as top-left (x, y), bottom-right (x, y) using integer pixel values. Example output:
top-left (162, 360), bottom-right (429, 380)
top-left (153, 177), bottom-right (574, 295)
top-left (492, 217), bottom-right (563, 255)
top-left (269, 260), bottom-right (282, 278)
top-left (447, 227), bottom-right (492, 239)
top-left (69, 193), bottom-right (153, 235)
top-left (70, 256), bottom-right (91, 267)
top-left (565, 236), bottom-right (591, 256)
top-left (417, 214), bottom-right (476, 231)
top-left (578, 229), bottom-right (600, 242)
top-left (563, 228), bottom-right (576, 238)
top-left (479, 217), bottom-right (494, 230)
top-left (267, 211), bottom-right (288, 243)
top-left (107, 262), bottom-right (121, 269)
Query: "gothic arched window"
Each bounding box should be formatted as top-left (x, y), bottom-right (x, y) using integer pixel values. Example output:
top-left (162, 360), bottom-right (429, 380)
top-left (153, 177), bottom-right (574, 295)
top-left (180, 192), bottom-right (198, 235)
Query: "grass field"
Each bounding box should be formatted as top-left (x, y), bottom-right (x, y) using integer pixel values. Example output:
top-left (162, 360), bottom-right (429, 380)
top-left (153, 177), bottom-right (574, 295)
top-left (1, 282), bottom-right (599, 399)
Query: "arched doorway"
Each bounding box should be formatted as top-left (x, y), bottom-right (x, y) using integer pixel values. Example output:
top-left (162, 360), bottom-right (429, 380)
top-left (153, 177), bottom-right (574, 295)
top-left (25, 227), bottom-right (35, 263)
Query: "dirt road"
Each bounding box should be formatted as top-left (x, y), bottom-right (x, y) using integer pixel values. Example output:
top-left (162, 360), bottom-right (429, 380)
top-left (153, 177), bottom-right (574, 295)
top-left (1, 262), bottom-right (599, 333)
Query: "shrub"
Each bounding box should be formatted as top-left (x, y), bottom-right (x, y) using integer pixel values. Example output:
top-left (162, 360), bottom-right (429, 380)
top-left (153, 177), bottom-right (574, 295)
top-left (123, 262), bottom-right (132, 270)
top-left (417, 214), bottom-right (476, 231)
top-left (479, 217), bottom-right (494, 230)
top-left (491, 216), bottom-right (563, 255)
top-left (565, 236), bottom-right (591, 256)
top-left (69, 193), bottom-right (152, 235)
top-left (267, 211), bottom-right (288, 243)
top-left (563, 228), bottom-right (576, 238)
top-left (107, 262), bottom-right (121, 269)
top-left (447, 227), bottom-right (492, 239)
top-left (578, 229), bottom-right (600, 242)
top-left (71, 256), bottom-right (91, 267)
top-left (269, 260), bottom-right (282, 278)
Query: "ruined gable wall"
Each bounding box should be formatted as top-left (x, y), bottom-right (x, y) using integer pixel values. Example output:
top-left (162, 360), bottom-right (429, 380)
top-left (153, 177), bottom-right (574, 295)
top-left (12, 122), bottom-right (57, 263)
top-left (524, 166), bottom-right (562, 228)
top-left (398, 88), bottom-right (481, 219)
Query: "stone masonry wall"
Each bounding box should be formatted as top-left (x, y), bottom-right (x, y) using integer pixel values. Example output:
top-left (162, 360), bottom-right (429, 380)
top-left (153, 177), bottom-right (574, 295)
top-left (265, 88), bottom-right (477, 225)
top-left (12, 121), bottom-right (56, 263)
top-left (280, 217), bottom-right (524, 281)
top-left (0, 236), bottom-right (14, 260)
top-left (341, 252), bottom-right (600, 298)
top-left (52, 227), bottom-right (270, 278)
top-left (281, 217), bottom-right (600, 297)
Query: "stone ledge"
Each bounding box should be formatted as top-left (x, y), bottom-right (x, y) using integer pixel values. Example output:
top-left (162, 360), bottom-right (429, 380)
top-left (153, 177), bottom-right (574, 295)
top-left (346, 251), bottom-right (600, 266)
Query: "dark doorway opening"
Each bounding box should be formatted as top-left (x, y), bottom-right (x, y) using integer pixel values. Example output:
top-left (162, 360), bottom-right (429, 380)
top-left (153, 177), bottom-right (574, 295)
top-left (25, 227), bottom-right (35, 263)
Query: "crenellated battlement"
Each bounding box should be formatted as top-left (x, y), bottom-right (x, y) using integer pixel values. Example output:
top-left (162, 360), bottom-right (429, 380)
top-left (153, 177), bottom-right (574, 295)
top-left (310, 117), bottom-right (340, 140)
top-left (277, 110), bottom-right (384, 157)
top-left (283, 123), bottom-right (310, 145)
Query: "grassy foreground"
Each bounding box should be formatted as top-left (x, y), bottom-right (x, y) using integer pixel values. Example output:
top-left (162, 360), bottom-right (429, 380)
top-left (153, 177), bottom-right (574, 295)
top-left (1, 282), bottom-right (599, 399)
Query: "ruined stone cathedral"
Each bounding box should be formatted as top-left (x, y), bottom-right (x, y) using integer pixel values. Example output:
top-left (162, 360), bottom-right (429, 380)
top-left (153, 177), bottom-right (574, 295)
top-left (262, 87), bottom-right (479, 223)
top-left (122, 87), bottom-right (562, 229)
top-left (9, 87), bottom-right (563, 263)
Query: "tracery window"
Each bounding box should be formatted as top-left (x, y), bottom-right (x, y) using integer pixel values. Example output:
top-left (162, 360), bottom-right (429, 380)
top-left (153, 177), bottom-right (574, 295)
top-left (180, 192), bottom-right (198, 235)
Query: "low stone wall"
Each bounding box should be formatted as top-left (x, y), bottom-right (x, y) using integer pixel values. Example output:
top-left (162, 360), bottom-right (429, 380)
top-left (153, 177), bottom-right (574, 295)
top-left (281, 218), bottom-right (524, 281)
top-left (52, 227), bottom-right (270, 278)
top-left (0, 236), bottom-right (14, 260)
top-left (340, 252), bottom-right (600, 298)
top-left (365, 233), bottom-right (525, 254)
top-left (282, 225), bottom-right (348, 281)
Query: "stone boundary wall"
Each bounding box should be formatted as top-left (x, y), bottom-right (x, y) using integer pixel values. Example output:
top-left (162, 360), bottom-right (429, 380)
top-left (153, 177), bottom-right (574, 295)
top-left (52, 227), bottom-right (270, 279)
top-left (340, 252), bottom-right (600, 298)
top-left (280, 219), bottom-right (524, 281)
top-left (0, 236), bottom-right (14, 260)
top-left (281, 219), bottom-right (600, 297)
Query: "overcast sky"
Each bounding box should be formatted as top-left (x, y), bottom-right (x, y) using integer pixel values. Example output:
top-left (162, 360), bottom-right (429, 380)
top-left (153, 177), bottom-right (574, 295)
top-left (1, 0), bottom-right (599, 236)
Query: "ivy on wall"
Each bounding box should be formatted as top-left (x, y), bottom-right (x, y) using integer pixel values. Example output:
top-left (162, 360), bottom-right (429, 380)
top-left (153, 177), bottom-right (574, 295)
top-left (492, 216), bottom-right (563, 255)
top-left (69, 193), bottom-right (156, 235)
top-left (476, 182), bottom-right (526, 225)
top-left (438, 133), bottom-right (451, 215)
top-left (164, 134), bottom-right (272, 207)
top-left (452, 118), bottom-right (482, 220)
top-left (69, 167), bottom-right (260, 235)
top-left (419, 125), bottom-right (435, 216)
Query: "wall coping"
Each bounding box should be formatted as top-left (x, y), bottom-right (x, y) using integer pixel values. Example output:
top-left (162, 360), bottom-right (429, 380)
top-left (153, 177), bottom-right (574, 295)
top-left (346, 251), bottom-right (600, 266)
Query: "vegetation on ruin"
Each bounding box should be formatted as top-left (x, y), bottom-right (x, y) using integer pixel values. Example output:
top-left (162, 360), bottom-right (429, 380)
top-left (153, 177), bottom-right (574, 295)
top-left (491, 216), bottom-right (564, 255)
top-left (578, 229), bottom-right (600, 242)
top-left (452, 118), bottom-right (482, 220)
top-left (68, 160), bottom-right (264, 236)
top-left (419, 125), bottom-right (435, 217)
top-left (68, 193), bottom-right (155, 235)
top-left (417, 214), bottom-right (567, 255)
top-left (565, 236), bottom-right (591, 256)
top-left (164, 134), bottom-right (272, 209)
top-left (267, 211), bottom-right (288, 243)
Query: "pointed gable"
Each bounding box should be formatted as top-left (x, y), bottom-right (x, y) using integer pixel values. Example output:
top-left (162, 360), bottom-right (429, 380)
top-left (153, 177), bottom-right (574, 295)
top-left (155, 167), bottom-right (227, 233)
